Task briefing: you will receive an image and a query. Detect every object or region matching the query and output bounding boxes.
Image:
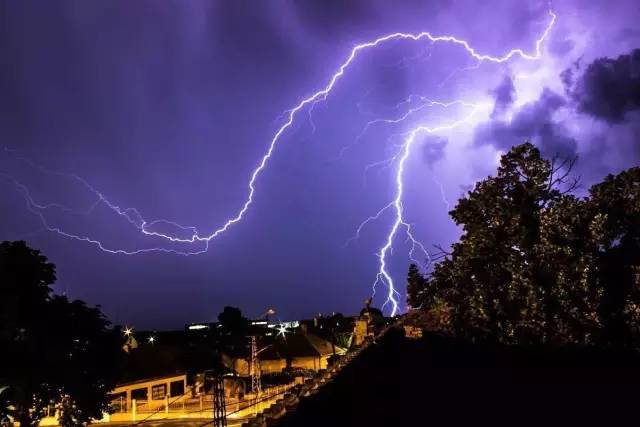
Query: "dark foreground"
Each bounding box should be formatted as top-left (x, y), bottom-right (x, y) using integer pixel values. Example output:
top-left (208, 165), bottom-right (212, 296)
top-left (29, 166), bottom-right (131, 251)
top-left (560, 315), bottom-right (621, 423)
top-left (276, 328), bottom-right (640, 427)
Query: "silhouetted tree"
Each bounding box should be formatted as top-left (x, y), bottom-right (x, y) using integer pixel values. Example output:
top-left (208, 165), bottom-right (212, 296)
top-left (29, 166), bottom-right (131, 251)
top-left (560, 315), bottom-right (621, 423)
top-left (0, 386), bottom-right (11, 427)
top-left (217, 306), bottom-right (250, 355)
top-left (218, 306), bottom-right (249, 335)
top-left (407, 143), bottom-right (615, 345)
top-left (589, 167), bottom-right (640, 346)
top-left (536, 195), bottom-right (602, 343)
top-left (0, 241), bottom-right (123, 426)
top-left (407, 264), bottom-right (431, 309)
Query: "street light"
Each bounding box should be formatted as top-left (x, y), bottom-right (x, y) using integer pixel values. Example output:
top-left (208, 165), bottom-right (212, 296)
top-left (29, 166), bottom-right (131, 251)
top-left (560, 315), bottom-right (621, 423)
top-left (276, 323), bottom-right (290, 339)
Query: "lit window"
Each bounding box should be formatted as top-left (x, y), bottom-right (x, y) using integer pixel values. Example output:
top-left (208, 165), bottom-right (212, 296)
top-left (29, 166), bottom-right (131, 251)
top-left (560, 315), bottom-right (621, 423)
top-left (152, 384), bottom-right (166, 400)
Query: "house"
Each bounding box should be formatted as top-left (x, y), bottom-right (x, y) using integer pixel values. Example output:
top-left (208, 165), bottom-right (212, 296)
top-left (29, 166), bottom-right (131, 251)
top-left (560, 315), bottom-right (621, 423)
top-left (353, 298), bottom-right (387, 346)
top-left (403, 324), bottom-right (423, 339)
top-left (223, 332), bottom-right (346, 376)
top-left (110, 373), bottom-right (187, 412)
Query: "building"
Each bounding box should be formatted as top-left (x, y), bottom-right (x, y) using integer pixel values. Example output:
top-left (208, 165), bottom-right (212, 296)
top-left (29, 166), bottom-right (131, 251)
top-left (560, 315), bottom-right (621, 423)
top-left (353, 298), bottom-right (386, 346)
top-left (403, 324), bottom-right (423, 339)
top-left (110, 374), bottom-right (188, 412)
top-left (223, 331), bottom-right (346, 376)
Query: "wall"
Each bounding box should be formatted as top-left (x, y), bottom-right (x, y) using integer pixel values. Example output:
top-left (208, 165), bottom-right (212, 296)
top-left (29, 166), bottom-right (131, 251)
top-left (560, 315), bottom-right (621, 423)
top-left (111, 374), bottom-right (187, 412)
top-left (353, 319), bottom-right (369, 346)
top-left (290, 356), bottom-right (323, 371)
top-left (260, 358), bottom-right (287, 374)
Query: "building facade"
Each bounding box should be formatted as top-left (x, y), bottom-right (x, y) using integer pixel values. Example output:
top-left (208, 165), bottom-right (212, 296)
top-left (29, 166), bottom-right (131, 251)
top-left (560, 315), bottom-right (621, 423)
top-left (110, 374), bottom-right (187, 412)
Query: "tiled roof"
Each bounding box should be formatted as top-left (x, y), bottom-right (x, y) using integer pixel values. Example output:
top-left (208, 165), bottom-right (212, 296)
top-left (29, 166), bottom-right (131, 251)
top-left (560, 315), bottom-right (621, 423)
top-left (259, 333), bottom-right (343, 360)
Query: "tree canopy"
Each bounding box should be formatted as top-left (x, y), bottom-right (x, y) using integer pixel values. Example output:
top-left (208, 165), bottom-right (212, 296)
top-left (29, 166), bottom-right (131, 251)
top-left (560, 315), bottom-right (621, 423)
top-left (408, 143), bottom-right (640, 347)
top-left (0, 241), bottom-right (123, 426)
top-left (217, 306), bottom-right (250, 356)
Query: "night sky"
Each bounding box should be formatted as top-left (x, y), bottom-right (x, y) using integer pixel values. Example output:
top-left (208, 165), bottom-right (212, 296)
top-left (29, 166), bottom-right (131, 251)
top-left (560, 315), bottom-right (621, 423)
top-left (1, 1), bottom-right (639, 329)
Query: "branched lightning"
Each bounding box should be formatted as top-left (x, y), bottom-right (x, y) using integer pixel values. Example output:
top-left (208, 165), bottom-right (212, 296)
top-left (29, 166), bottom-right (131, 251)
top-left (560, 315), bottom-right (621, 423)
top-left (1, 150), bottom-right (207, 254)
top-left (0, 171), bottom-right (208, 255)
top-left (342, 97), bottom-right (482, 159)
top-left (370, 104), bottom-right (490, 315)
top-left (433, 175), bottom-right (452, 212)
top-left (2, 10), bottom-right (556, 312)
top-left (346, 11), bottom-right (556, 315)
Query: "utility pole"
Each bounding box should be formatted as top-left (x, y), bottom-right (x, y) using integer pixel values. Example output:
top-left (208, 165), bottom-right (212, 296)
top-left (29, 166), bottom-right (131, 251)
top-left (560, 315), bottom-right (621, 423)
top-left (205, 367), bottom-right (227, 427)
top-left (247, 308), bottom-right (272, 415)
top-left (250, 336), bottom-right (262, 395)
top-left (211, 372), bottom-right (227, 427)
top-left (250, 336), bottom-right (261, 414)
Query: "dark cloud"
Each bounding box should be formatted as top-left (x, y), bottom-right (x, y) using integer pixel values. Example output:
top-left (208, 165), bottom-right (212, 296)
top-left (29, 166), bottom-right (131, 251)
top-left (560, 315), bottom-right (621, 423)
top-left (548, 36), bottom-right (576, 57)
top-left (421, 136), bottom-right (447, 167)
top-left (475, 88), bottom-right (577, 158)
top-left (574, 110), bottom-right (640, 186)
top-left (565, 48), bottom-right (640, 123)
top-left (290, 0), bottom-right (373, 32)
top-left (1, 0), bottom-right (637, 328)
top-left (490, 75), bottom-right (515, 118)
top-left (560, 57), bottom-right (582, 90)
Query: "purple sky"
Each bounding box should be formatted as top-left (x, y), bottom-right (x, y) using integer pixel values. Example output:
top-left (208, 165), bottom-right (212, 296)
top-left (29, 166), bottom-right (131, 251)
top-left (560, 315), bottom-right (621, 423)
top-left (1, 1), bottom-right (639, 329)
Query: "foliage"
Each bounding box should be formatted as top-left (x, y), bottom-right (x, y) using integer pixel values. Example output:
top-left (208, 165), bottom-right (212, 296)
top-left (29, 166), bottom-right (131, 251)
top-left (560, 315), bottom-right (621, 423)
top-left (218, 306), bottom-right (249, 333)
top-left (0, 241), bottom-right (123, 426)
top-left (0, 386), bottom-right (11, 427)
top-left (56, 395), bottom-right (84, 427)
top-left (408, 143), bottom-right (640, 347)
top-left (333, 332), bottom-right (353, 349)
top-left (590, 167), bottom-right (640, 345)
top-left (217, 306), bottom-right (250, 356)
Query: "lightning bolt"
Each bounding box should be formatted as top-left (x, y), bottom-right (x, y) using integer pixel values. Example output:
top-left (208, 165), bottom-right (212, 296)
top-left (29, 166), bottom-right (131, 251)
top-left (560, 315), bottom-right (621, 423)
top-left (344, 11), bottom-right (556, 315)
top-left (370, 104), bottom-right (490, 315)
top-left (0, 171), bottom-right (208, 255)
top-left (433, 175), bottom-right (452, 212)
top-left (1, 149), bottom-right (207, 254)
top-left (2, 10), bottom-right (556, 313)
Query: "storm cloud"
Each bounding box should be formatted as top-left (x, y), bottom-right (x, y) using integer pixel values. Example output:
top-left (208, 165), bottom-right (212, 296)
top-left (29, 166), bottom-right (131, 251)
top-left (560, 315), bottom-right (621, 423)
top-left (565, 48), bottom-right (640, 123)
top-left (490, 75), bottom-right (516, 118)
top-left (421, 136), bottom-right (448, 167)
top-left (1, 1), bottom-right (639, 328)
top-left (475, 87), bottom-right (577, 158)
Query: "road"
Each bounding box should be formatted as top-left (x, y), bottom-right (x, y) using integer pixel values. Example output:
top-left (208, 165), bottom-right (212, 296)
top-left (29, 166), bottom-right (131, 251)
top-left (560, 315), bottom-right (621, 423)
top-left (100, 418), bottom-right (246, 427)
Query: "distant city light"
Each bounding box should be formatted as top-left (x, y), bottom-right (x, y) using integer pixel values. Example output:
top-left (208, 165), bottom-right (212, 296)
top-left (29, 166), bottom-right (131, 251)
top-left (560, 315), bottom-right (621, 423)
top-left (276, 323), bottom-right (290, 338)
top-left (123, 327), bottom-right (133, 336)
top-left (251, 320), bottom-right (268, 326)
top-left (271, 320), bottom-right (299, 329)
top-left (188, 324), bottom-right (209, 330)
top-left (147, 336), bottom-right (156, 344)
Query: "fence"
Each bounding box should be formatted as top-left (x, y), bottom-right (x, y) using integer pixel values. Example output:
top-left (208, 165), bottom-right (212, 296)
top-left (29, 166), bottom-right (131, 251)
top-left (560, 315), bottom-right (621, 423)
top-left (105, 382), bottom-right (294, 423)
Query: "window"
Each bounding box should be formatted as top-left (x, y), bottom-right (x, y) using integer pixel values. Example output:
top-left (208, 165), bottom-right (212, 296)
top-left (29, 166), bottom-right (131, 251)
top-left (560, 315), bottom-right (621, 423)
top-left (110, 392), bottom-right (127, 412)
top-left (170, 380), bottom-right (185, 396)
top-left (131, 387), bottom-right (147, 401)
top-left (151, 384), bottom-right (166, 400)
